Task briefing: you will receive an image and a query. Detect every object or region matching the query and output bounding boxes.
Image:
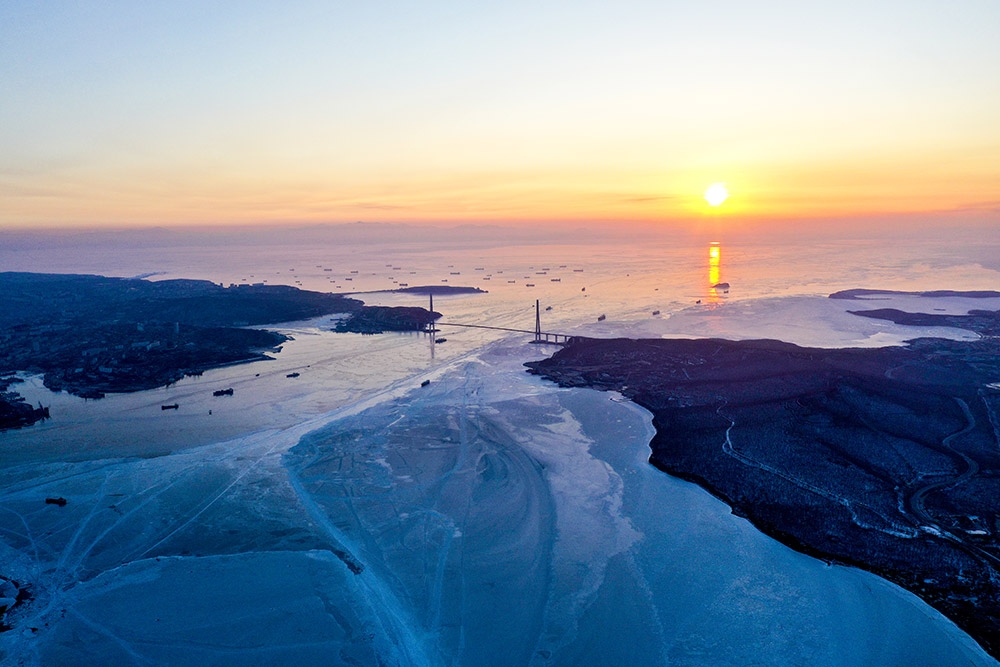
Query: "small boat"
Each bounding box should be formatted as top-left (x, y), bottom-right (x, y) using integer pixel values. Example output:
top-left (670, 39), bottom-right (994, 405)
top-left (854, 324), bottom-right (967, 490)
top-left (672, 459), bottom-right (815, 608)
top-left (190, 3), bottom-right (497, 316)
top-left (213, 388), bottom-right (234, 397)
top-left (161, 404), bottom-right (179, 410)
top-left (712, 282), bottom-right (730, 290)
top-left (435, 338), bottom-right (447, 343)
top-left (286, 372), bottom-right (300, 378)
top-left (421, 379), bottom-right (431, 387)
top-left (597, 314), bottom-right (606, 322)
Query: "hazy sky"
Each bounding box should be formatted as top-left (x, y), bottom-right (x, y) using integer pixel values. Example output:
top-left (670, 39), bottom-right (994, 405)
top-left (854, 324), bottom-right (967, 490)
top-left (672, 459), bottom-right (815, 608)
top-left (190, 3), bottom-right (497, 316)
top-left (2, 1), bottom-right (999, 229)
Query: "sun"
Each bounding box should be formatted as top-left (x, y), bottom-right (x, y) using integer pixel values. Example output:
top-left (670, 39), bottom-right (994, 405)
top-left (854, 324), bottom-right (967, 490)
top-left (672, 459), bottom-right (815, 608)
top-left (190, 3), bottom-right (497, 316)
top-left (704, 183), bottom-right (729, 207)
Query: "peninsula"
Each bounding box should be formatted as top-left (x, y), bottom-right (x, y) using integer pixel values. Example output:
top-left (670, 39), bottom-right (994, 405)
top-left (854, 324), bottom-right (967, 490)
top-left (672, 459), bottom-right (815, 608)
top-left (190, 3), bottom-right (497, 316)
top-left (0, 272), bottom-right (364, 423)
top-left (526, 303), bottom-right (1000, 658)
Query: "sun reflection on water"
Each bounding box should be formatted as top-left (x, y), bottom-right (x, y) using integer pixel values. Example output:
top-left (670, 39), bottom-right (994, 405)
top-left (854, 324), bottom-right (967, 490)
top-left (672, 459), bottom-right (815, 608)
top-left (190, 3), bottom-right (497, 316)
top-left (708, 242), bottom-right (722, 301)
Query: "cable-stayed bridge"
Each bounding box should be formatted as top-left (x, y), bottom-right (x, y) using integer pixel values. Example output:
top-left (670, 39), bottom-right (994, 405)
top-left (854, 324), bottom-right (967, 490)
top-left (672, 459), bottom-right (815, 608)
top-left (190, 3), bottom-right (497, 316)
top-left (427, 296), bottom-right (573, 345)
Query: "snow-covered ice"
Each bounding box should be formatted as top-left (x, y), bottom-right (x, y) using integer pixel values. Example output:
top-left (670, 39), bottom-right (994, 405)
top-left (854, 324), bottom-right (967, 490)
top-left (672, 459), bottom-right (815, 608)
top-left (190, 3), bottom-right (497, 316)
top-left (3, 235), bottom-right (1000, 665)
top-left (3, 336), bottom-right (993, 665)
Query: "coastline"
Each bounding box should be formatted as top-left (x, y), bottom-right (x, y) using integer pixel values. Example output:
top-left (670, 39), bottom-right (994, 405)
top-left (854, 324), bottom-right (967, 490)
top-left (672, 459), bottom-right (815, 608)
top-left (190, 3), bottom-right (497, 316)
top-left (1, 335), bottom-right (997, 664)
top-left (526, 331), bottom-right (1000, 659)
top-left (3, 257), bottom-right (1000, 662)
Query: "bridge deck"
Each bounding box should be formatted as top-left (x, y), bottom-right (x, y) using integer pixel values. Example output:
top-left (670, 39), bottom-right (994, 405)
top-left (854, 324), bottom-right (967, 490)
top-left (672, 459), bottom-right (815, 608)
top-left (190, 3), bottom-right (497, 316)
top-left (435, 322), bottom-right (572, 344)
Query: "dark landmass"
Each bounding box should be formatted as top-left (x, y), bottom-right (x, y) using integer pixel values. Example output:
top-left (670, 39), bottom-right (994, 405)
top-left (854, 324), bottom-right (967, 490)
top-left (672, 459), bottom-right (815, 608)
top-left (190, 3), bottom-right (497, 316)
top-left (526, 309), bottom-right (1000, 658)
top-left (333, 306), bottom-right (440, 334)
top-left (0, 272), bottom-right (363, 415)
top-left (831, 288), bottom-right (1000, 300)
top-left (392, 285), bottom-right (488, 295)
top-left (849, 308), bottom-right (1000, 336)
top-left (0, 375), bottom-right (49, 430)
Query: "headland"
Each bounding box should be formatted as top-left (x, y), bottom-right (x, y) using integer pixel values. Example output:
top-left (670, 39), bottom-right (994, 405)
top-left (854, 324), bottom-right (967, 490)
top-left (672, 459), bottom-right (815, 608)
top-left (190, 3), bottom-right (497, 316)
top-left (527, 297), bottom-right (1000, 658)
top-left (0, 272), bottom-right (363, 420)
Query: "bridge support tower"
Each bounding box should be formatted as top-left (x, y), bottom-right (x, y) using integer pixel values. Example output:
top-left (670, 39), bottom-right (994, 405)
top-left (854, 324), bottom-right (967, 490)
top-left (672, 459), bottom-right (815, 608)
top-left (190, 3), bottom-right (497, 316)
top-left (534, 300), bottom-right (542, 343)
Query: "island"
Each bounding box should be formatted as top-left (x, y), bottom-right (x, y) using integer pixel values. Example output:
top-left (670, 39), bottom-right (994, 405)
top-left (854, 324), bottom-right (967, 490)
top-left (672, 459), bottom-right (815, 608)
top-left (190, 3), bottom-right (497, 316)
top-left (526, 303), bottom-right (1000, 659)
top-left (333, 284), bottom-right (485, 333)
top-left (392, 285), bottom-right (488, 295)
top-left (333, 305), bottom-right (440, 334)
top-left (0, 272), bottom-right (364, 417)
top-left (830, 288), bottom-right (1000, 300)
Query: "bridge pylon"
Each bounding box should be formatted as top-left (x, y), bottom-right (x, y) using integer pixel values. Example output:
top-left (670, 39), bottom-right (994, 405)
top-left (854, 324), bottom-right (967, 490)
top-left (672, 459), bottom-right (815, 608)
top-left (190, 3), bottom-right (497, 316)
top-left (427, 293), bottom-right (438, 333)
top-left (534, 300), bottom-right (542, 343)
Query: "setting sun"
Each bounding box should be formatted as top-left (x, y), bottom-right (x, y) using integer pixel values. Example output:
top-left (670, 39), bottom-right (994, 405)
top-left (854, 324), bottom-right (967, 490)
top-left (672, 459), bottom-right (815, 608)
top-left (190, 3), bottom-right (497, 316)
top-left (704, 183), bottom-right (730, 207)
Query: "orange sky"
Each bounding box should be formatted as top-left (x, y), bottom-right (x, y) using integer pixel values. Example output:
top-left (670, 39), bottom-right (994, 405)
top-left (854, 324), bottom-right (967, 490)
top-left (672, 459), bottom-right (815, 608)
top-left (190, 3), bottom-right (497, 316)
top-left (2, 2), bottom-right (998, 231)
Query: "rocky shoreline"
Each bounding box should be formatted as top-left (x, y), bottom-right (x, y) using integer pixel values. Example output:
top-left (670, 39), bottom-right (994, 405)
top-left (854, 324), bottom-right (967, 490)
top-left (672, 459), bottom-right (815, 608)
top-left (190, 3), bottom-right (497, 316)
top-left (0, 376), bottom-right (49, 430)
top-left (0, 272), bottom-right (364, 417)
top-left (0, 272), bottom-right (458, 425)
top-left (526, 321), bottom-right (1000, 659)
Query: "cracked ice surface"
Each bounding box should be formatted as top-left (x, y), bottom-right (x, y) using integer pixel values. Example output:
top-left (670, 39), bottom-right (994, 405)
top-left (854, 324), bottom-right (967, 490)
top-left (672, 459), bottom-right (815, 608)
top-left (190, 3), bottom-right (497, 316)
top-left (1, 340), bottom-right (997, 665)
